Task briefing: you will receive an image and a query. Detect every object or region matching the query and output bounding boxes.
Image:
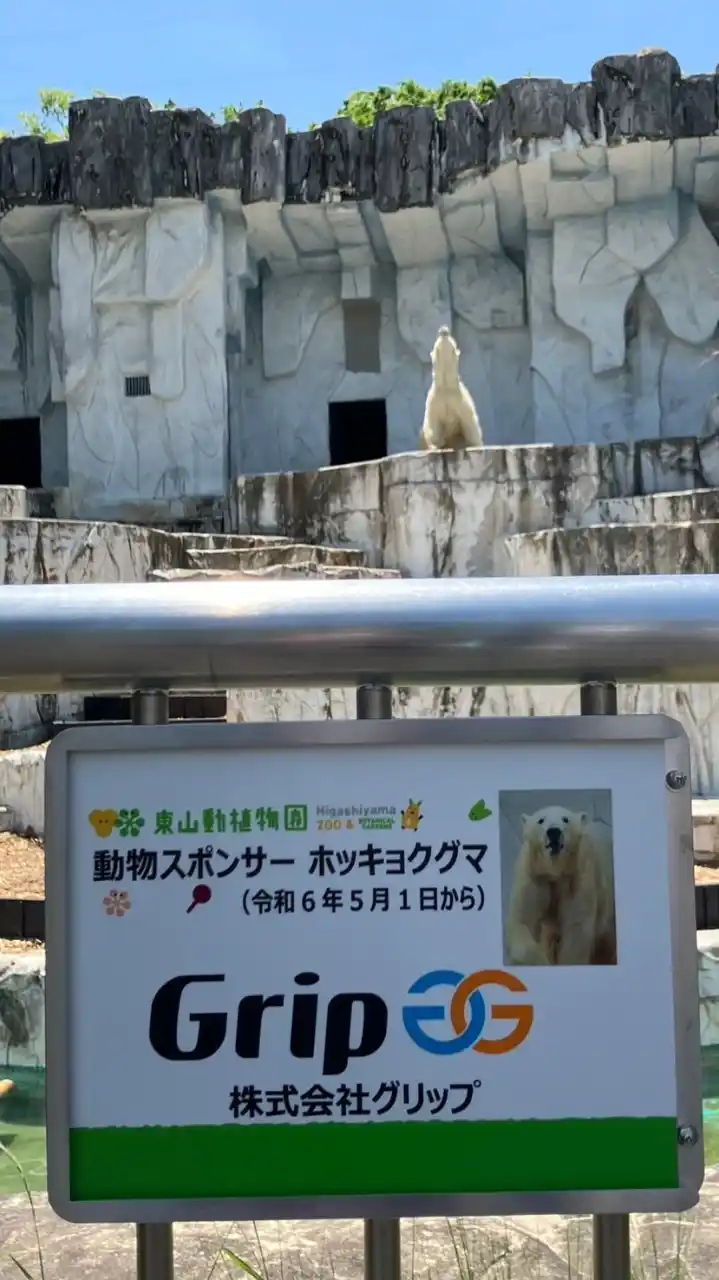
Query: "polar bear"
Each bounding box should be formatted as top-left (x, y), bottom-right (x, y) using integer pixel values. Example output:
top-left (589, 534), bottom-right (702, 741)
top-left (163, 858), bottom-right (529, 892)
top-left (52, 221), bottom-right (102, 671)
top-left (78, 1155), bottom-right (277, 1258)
top-left (505, 805), bottom-right (617, 966)
top-left (420, 327), bottom-right (484, 452)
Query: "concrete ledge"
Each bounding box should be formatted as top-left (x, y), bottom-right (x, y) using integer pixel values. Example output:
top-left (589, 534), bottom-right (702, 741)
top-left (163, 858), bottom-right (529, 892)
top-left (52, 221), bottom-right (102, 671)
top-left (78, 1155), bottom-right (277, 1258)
top-left (694, 800), bottom-right (719, 863)
top-left (505, 520), bottom-right (719, 577)
top-left (0, 487), bottom-right (29, 520)
top-left (587, 489), bottom-right (719, 527)
top-left (150, 566), bottom-right (401, 582)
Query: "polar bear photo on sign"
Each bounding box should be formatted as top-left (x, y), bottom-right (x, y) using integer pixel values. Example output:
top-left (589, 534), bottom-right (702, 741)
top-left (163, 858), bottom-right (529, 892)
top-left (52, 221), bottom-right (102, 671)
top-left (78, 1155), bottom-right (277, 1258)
top-left (419, 326), bottom-right (484, 452)
top-left (501, 792), bottom-right (617, 967)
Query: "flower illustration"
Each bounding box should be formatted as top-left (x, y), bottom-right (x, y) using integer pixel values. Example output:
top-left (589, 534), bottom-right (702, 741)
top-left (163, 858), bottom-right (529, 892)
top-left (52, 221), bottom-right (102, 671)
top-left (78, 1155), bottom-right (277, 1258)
top-left (103, 889), bottom-right (132, 918)
top-left (117, 808), bottom-right (145, 838)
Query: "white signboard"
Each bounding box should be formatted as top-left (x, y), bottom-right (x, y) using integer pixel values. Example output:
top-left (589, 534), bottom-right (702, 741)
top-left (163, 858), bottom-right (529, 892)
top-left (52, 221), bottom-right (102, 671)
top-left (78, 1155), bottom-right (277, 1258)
top-left (45, 716), bottom-right (702, 1223)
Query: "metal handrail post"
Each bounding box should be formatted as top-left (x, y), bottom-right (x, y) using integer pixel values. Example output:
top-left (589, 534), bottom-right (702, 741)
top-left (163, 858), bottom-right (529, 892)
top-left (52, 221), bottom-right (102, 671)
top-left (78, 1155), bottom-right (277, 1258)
top-left (357, 683), bottom-right (401, 1280)
top-left (132, 689), bottom-right (175, 1280)
top-left (581, 681), bottom-right (630, 1280)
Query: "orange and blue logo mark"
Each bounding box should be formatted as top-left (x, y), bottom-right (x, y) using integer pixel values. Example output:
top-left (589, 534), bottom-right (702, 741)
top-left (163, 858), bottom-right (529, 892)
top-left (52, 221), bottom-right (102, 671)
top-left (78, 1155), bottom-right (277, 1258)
top-left (403, 968), bottom-right (534, 1056)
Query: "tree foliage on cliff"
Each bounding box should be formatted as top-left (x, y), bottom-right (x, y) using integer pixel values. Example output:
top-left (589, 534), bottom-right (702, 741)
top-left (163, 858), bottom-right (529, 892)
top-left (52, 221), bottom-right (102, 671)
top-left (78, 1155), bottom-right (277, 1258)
top-left (11, 89), bottom-right (75, 141)
top-left (335, 78), bottom-right (497, 128)
top-left (0, 88), bottom-right (112, 140)
top-left (2, 77), bottom-right (498, 140)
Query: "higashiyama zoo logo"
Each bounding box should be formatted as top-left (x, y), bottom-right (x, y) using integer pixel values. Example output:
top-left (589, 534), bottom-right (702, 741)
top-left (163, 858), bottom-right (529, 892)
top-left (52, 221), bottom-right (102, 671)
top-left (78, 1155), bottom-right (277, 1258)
top-left (402, 969), bottom-right (534, 1056)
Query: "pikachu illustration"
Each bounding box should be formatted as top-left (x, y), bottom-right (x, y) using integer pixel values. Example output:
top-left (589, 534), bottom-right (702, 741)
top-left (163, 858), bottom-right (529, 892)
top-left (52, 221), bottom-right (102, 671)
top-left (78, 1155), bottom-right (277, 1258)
top-left (401, 799), bottom-right (423, 832)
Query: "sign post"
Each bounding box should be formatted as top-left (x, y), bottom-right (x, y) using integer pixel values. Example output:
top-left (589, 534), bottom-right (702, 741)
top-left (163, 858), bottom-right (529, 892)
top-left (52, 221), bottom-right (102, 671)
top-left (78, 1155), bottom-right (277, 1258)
top-left (579, 682), bottom-right (629, 1280)
top-left (356, 685), bottom-right (401, 1280)
top-left (130, 689), bottom-right (174, 1280)
top-left (45, 715), bottom-right (702, 1229)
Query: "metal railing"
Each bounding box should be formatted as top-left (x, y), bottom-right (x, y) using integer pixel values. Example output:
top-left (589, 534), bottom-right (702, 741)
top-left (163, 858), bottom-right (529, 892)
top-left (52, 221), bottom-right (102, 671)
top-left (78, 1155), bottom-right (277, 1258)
top-left (1, 575), bottom-right (719, 690)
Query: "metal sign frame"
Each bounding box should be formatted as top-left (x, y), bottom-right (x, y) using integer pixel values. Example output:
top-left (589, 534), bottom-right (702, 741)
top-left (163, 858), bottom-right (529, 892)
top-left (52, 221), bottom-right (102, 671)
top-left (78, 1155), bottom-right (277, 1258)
top-left (45, 714), bottom-right (702, 1225)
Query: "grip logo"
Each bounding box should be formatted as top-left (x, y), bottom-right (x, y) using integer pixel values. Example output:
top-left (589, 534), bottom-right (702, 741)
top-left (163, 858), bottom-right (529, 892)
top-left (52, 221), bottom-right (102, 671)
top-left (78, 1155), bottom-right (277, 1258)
top-left (148, 968), bottom-right (533, 1077)
top-left (402, 968), bottom-right (534, 1056)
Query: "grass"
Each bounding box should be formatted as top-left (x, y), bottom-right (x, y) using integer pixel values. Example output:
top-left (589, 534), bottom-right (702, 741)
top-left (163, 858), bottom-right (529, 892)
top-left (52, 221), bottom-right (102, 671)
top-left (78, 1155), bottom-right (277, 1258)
top-left (0, 1174), bottom-right (703, 1280)
top-left (0, 1132), bottom-right (46, 1280)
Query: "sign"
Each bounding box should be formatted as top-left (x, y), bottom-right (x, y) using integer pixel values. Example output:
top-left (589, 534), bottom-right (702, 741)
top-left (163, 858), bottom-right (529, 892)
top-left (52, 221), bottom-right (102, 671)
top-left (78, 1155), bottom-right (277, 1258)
top-left (45, 716), bottom-right (702, 1223)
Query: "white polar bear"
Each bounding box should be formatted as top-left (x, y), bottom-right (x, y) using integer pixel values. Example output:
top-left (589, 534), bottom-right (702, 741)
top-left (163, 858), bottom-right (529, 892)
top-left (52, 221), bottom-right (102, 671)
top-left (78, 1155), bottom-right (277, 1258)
top-left (505, 805), bottom-right (617, 967)
top-left (420, 327), bottom-right (484, 452)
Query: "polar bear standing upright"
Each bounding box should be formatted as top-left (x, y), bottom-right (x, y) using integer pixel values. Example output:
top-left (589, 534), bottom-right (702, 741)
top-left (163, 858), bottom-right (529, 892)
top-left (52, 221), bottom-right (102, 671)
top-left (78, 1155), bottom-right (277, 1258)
top-left (420, 327), bottom-right (483, 451)
top-left (505, 806), bottom-right (616, 966)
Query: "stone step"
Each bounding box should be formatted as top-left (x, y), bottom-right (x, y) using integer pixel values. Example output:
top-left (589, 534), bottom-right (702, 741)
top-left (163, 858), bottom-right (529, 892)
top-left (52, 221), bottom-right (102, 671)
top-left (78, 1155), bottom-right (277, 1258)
top-left (0, 487), bottom-right (28, 520)
top-left (694, 800), bottom-right (719, 864)
top-left (186, 544), bottom-right (368, 571)
top-left (584, 488), bottom-right (719, 528)
top-left (505, 519), bottom-right (719, 577)
top-left (151, 565), bottom-right (400, 581)
top-left (178, 533), bottom-right (291, 551)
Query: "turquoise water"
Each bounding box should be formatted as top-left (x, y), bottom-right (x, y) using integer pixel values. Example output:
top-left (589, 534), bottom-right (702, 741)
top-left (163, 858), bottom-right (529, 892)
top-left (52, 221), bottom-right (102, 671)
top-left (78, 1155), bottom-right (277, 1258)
top-left (0, 1065), bottom-right (47, 1194)
top-left (2, 1055), bottom-right (719, 1197)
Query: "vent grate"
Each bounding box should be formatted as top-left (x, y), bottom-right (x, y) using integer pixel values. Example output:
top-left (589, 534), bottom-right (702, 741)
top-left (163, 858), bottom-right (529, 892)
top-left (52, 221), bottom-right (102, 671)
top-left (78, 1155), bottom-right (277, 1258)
top-left (125, 375), bottom-right (151, 398)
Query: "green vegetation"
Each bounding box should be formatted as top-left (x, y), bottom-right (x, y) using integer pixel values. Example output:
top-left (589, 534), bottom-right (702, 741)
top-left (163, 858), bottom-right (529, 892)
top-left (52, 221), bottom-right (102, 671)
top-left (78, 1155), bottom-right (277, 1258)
top-left (335, 77), bottom-right (497, 128)
top-left (1, 87), bottom-right (107, 140)
top-left (17, 88), bottom-right (74, 141)
top-left (1, 76), bottom-right (498, 141)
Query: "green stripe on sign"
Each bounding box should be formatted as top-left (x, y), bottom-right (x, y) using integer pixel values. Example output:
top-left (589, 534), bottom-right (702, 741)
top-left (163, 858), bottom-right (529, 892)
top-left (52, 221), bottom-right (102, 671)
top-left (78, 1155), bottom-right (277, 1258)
top-left (69, 1117), bottom-right (678, 1201)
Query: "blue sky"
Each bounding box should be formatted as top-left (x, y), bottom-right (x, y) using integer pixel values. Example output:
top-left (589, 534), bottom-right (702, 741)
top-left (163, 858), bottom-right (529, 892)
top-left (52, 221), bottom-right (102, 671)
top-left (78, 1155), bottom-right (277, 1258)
top-left (1, 0), bottom-right (717, 135)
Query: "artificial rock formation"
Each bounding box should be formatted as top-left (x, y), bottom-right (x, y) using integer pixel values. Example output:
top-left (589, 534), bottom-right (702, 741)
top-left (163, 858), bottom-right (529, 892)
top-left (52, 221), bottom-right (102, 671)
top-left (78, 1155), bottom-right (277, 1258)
top-left (2, 50), bottom-right (719, 519)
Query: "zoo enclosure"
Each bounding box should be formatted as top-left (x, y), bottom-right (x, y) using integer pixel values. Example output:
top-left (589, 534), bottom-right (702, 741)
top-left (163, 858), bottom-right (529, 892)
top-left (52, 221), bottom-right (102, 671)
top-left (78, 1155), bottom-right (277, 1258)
top-left (1, 572), bottom-right (716, 1280)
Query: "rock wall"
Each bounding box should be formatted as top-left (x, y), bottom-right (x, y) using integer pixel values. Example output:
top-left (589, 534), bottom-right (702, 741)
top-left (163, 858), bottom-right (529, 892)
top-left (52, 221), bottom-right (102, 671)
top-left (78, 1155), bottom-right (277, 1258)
top-left (0, 745), bottom-right (46, 832)
top-left (0, 954), bottom-right (45, 1071)
top-left (2, 50), bottom-right (719, 515)
top-left (50, 203), bottom-right (229, 516)
top-left (0, 953), bottom-right (46, 1126)
top-left (0, 252), bottom-right (30, 420)
top-left (235, 268), bottom-right (533, 474)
